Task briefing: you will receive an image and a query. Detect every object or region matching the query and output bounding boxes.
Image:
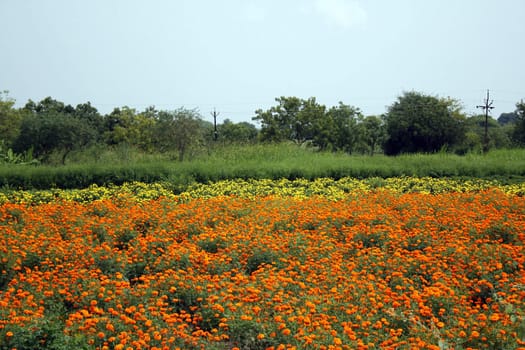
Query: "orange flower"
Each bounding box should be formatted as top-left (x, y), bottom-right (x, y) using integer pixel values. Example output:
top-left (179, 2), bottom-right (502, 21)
top-left (1, 188), bottom-right (524, 349)
top-left (282, 328), bottom-right (292, 336)
top-left (489, 313), bottom-right (500, 321)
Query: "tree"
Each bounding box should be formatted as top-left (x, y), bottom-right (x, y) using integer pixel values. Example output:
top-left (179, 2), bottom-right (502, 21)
top-left (253, 96), bottom-right (304, 142)
top-left (73, 102), bottom-right (104, 139)
top-left (0, 91), bottom-right (22, 148)
top-left (154, 108), bottom-right (205, 161)
top-left (13, 112), bottom-right (97, 163)
top-left (463, 115), bottom-right (511, 150)
top-left (512, 100), bottom-right (525, 145)
top-left (312, 102), bottom-right (361, 152)
top-left (253, 97), bottom-right (327, 143)
top-left (327, 102), bottom-right (361, 152)
top-left (103, 107), bottom-right (139, 146)
top-left (23, 96), bottom-right (74, 115)
top-left (14, 97), bottom-right (98, 163)
top-left (294, 97), bottom-right (326, 144)
top-left (102, 106), bottom-right (157, 151)
top-left (498, 112), bottom-right (518, 125)
top-left (253, 97), bottom-right (364, 153)
top-left (359, 115), bottom-right (386, 155)
top-left (218, 119), bottom-right (258, 144)
top-left (383, 92), bottom-right (466, 155)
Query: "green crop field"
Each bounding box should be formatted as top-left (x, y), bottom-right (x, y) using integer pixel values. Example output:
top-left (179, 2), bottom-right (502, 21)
top-left (0, 144), bottom-right (524, 190)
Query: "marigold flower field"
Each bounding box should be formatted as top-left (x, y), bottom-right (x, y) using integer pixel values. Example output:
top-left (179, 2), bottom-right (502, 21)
top-left (1, 177), bottom-right (524, 350)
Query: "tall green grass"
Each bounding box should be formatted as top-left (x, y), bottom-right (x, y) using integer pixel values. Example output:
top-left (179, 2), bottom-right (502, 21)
top-left (0, 143), bottom-right (524, 190)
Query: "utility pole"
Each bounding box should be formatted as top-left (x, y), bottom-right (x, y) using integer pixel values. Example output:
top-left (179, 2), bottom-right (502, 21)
top-left (211, 108), bottom-right (220, 141)
top-left (476, 90), bottom-right (495, 154)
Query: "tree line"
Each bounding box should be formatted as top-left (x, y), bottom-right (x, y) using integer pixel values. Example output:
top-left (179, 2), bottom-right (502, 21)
top-left (0, 90), bottom-right (524, 164)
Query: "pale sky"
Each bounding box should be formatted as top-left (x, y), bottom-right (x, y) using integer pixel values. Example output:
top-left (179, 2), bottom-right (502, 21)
top-left (1, 0), bottom-right (524, 123)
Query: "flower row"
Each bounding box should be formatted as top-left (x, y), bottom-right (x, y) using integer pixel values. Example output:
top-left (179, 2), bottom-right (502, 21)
top-left (1, 189), bottom-right (524, 349)
top-left (1, 176), bottom-right (524, 204)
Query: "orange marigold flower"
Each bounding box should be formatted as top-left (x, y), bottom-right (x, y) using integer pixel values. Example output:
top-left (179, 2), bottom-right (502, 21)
top-left (489, 313), bottom-right (500, 321)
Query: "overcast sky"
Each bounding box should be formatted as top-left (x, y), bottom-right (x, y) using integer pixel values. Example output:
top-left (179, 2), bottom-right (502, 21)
top-left (1, 0), bottom-right (524, 123)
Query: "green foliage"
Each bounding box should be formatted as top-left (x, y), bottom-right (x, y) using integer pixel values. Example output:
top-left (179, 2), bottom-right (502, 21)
top-left (353, 231), bottom-right (388, 249)
top-left (94, 254), bottom-right (120, 276)
top-left (253, 96), bottom-right (305, 142)
top-left (19, 97), bottom-right (100, 162)
top-left (14, 110), bottom-right (98, 164)
top-left (154, 108), bottom-right (207, 160)
top-left (458, 115), bottom-right (512, 153)
top-left (115, 228), bottom-right (137, 250)
top-left (198, 237), bottom-right (226, 254)
top-left (0, 144), bottom-right (525, 191)
top-left (480, 223), bottom-right (518, 244)
top-left (1, 316), bottom-right (91, 350)
top-left (403, 234), bottom-right (432, 252)
top-left (169, 285), bottom-right (205, 313)
top-left (384, 91), bottom-right (466, 155)
top-left (124, 260), bottom-right (147, 283)
top-left (253, 97), bottom-right (362, 153)
top-left (5, 94), bottom-right (525, 170)
top-left (227, 318), bottom-right (272, 350)
top-left (72, 102), bottom-right (104, 137)
top-left (23, 96), bottom-right (73, 114)
top-left (217, 119), bottom-right (258, 144)
top-left (103, 106), bottom-right (157, 151)
top-left (512, 100), bottom-right (525, 145)
top-left (498, 112), bottom-right (518, 125)
top-left (91, 225), bottom-right (108, 243)
top-left (0, 254), bottom-right (15, 291)
top-left (20, 251), bottom-right (42, 270)
top-left (0, 142), bottom-right (38, 165)
top-left (314, 102), bottom-right (362, 153)
top-left (0, 91), bottom-right (22, 148)
top-left (357, 115), bottom-right (386, 155)
top-left (245, 249), bottom-right (280, 275)
top-left (0, 161), bottom-right (173, 190)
